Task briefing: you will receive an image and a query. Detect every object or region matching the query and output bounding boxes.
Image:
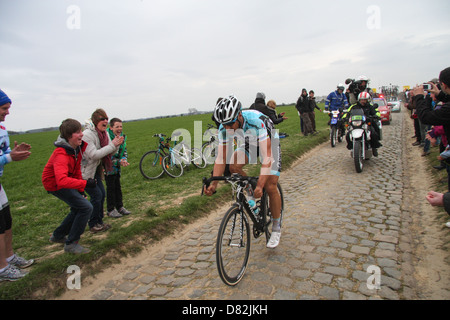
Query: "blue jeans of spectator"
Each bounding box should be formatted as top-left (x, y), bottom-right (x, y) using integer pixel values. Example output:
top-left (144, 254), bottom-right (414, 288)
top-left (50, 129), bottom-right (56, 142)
top-left (49, 188), bottom-right (93, 245)
top-left (85, 172), bottom-right (106, 228)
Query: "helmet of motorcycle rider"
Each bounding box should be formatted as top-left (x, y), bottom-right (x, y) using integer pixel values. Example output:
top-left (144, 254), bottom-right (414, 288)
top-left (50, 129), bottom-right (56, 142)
top-left (358, 92), bottom-right (371, 101)
top-left (337, 83), bottom-right (345, 91)
top-left (213, 95), bottom-right (242, 125)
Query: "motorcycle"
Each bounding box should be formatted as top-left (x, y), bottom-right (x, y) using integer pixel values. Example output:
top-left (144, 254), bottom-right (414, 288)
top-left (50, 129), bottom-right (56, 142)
top-left (325, 109), bottom-right (345, 148)
top-left (346, 108), bottom-right (373, 173)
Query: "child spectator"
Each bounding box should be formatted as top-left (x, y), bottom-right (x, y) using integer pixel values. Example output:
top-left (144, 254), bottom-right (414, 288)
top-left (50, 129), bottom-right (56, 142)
top-left (105, 118), bottom-right (131, 218)
top-left (42, 119), bottom-right (96, 254)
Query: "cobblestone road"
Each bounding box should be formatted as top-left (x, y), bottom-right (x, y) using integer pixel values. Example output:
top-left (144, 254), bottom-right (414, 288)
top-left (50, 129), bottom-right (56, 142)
top-left (60, 111), bottom-right (447, 300)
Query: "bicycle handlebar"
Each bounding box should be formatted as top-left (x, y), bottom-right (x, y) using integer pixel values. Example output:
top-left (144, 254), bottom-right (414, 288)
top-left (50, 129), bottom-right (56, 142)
top-left (201, 174), bottom-right (258, 196)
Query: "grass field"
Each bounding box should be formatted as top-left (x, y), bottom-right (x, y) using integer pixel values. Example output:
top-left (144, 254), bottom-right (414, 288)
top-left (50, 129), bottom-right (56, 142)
top-left (1, 103), bottom-right (330, 299)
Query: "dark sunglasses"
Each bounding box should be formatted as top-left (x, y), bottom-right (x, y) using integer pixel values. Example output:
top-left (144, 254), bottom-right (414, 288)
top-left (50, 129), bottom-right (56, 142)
top-left (223, 120), bottom-right (237, 127)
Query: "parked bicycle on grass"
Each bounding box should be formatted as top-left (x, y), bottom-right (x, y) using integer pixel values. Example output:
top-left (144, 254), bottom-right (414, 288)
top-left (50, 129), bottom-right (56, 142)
top-left (139, 132), bottom-right (206, 179)
top-left (163, 135), bottom-right (207, 178)
top-left (202, 123), bottom-right (219, 164)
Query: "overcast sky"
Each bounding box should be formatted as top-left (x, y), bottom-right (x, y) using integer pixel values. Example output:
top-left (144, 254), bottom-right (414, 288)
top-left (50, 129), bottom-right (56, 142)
top-left (1, 0), bottom-right (449, 131)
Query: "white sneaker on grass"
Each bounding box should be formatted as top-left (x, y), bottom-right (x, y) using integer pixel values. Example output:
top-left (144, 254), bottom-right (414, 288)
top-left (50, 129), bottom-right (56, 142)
top-left (0, 265), bottom-right (28, 282)
top-left (8, 254), bottom-right (34, 269)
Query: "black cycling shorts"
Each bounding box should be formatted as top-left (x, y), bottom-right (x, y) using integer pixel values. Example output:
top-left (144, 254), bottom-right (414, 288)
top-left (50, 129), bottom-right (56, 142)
top-left (0, 205), bottom-right (12, 234)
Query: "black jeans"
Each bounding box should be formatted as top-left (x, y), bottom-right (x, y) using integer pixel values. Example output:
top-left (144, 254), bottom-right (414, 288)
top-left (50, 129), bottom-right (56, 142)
top-left (105, 174), bottom-right (123, 212)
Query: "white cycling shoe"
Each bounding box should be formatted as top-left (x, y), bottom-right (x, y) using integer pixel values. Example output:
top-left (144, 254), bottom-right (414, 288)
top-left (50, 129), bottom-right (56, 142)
top-left (266, 231), bottom-right (281, 249)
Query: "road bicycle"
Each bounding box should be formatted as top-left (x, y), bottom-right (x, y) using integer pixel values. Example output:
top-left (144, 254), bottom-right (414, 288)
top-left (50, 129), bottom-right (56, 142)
top-left (202, 174), bottom-right (284, 286)
top-left (162, 136), bottom-right (207, 178)
top-left (139, 132), bottom-right (208, 179)
top-left (202, 124), bottom-right (219, 164)
top-left (139, 133), bottom-right (171, 179)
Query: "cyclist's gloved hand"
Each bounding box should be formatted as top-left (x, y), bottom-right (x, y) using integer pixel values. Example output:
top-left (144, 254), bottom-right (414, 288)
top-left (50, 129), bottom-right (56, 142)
top-left (203, 183), bottom-right (216, 196)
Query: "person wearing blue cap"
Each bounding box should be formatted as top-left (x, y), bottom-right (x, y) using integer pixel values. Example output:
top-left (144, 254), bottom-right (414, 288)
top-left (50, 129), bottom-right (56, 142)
top-left (0, 89), bottom-right (35, 282)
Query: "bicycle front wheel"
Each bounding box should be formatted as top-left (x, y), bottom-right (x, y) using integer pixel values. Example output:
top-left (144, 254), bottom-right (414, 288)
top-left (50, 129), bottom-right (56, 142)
top-left (139, 151), bottom-right (165, 179)
top-left (162, 154), bottom-right (184, 178)
top-left (216, 204), bottom-right (251, 286)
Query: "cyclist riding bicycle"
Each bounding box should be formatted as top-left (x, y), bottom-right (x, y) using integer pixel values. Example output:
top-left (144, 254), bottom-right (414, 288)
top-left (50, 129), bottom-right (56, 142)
top-left (203, 95), bottom-right (283, 248)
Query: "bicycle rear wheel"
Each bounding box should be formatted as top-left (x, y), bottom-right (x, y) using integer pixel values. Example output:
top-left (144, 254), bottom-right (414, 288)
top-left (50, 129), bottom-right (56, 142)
top-left (261, 182), bottom-right (284, 244)
top-left (191, 147), bottom-right (207, 169)
top-left (162, 154), bottom-right (184, 178)
top-left (202, 140), bottom-right (219, 165)
top-left (139, 151), bottom-right (164, 179)
top-left (216, 204), bottom-right (250, 286)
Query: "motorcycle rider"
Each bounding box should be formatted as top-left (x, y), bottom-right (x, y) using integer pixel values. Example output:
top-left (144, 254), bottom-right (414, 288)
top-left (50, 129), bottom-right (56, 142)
top-left (346, 75), bottom-right (371, 105)
top-left (325, 84), bottom-right (349, 132)
top-left (342, 92), bottom-right (382, 156)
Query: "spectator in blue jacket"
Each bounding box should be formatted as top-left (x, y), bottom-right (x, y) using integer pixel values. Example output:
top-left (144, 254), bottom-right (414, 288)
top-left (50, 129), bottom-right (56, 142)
top-left (0, 89), bottom-right (34, 282)
top-left (325, 84), bottom-right (349, 112)
top-left (325, 84), bottom-right (349, 131)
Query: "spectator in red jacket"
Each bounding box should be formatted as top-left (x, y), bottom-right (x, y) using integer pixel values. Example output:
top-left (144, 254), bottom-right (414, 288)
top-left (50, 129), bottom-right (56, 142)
top-left (42, 119), bottom-right (96, 254)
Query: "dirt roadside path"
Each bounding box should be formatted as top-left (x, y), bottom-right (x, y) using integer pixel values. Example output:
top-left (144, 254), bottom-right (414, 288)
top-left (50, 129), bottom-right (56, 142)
top-left (401, 110), bottom-right (449, 299)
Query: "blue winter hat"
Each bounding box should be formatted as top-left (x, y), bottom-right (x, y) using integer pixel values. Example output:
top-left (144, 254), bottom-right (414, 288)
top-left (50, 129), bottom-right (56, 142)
top-left (0, 89), bottom-right (11, 106)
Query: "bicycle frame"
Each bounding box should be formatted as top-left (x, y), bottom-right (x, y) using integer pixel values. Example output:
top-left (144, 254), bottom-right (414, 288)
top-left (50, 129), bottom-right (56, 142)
top-left (169, 142), bottom-right (191, 165)
top-left (203, 175), bottom-right (266, 234)
top-left (203, 174), bottom-right (283, 286)
top-left (152, 135), bottom-right (170, 165)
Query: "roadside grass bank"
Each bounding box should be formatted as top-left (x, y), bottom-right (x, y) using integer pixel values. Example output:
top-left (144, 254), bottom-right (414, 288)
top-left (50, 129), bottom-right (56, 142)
top-left (1, 104), bottom-right (329, 299)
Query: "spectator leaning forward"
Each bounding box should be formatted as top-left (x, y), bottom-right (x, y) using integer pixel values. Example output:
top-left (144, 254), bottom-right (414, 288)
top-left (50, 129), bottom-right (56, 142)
top-left (413, 67), bottom-right (450, 139)
top-left (413, 67), bottom-right (450, 227)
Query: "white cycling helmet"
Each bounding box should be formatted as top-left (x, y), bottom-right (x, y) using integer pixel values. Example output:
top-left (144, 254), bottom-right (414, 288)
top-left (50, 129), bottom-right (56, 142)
top-left (337, 83), bottom-right (345, 90)
top-left (358, 75), bottom-right (369, 82)
top-left (213, 95), bottom-right (242, 124)
top-left (358, 92), bottom-right (371, 101)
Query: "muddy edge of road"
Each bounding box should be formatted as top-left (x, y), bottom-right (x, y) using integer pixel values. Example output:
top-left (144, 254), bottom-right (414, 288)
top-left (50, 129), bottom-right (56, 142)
top-left (401, 110), bottom-right (449, 299)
